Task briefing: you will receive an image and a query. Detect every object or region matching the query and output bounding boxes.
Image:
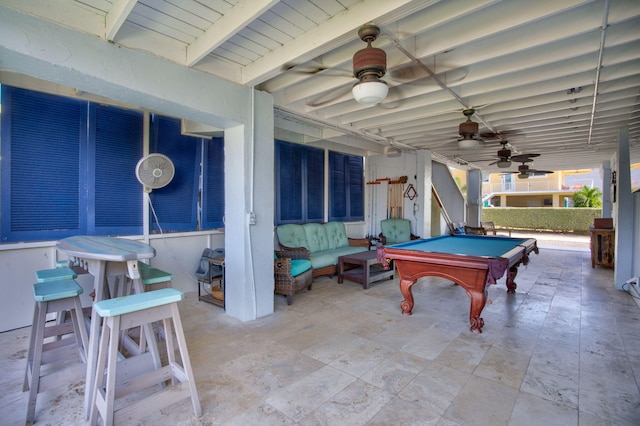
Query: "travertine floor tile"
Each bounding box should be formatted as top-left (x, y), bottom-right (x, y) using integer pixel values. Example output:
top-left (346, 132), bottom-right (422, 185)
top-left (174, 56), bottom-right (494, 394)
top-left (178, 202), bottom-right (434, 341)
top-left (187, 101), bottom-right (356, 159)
top-left (1, 246), bottom-right (639, 426)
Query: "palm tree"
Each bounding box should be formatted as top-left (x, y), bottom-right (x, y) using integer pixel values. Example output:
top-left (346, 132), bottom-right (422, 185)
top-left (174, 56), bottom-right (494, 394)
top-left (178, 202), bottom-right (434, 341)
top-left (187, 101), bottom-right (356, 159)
top-left (572, 186), bottom-right (602, 207)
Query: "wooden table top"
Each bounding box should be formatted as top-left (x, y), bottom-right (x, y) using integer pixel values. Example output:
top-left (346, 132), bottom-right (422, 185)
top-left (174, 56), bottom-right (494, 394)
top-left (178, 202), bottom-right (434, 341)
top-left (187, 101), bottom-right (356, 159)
top-left (56, 235), bottom-right (155, 262)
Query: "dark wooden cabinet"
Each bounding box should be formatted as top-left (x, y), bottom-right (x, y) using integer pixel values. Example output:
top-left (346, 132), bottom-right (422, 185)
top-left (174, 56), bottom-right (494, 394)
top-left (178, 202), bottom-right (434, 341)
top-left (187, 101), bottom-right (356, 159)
top-left (589, 227), bottom-right (615, 268)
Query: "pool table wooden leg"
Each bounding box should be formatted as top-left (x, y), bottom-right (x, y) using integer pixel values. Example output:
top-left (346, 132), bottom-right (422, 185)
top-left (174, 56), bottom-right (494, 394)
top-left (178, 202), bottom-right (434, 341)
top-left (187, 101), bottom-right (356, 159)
top-left (467, 289), bottom-right (487, 333)
top-left (505, 265), bottom-right (519, 293)
top-left (399, 279), bottom-right (415, 315)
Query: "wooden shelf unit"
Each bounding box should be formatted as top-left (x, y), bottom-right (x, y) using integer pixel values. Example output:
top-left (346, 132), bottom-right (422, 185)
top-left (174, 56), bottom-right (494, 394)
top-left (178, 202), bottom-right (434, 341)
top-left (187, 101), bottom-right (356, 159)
top-left (197, 253), bottom-right (225, 308)
top-left (589, 227), bottom-right (615, 268)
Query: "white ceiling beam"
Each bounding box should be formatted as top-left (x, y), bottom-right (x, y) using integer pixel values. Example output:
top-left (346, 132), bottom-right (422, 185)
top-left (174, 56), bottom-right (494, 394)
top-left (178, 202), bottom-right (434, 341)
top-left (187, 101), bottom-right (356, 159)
top-left (106, 0), bottom-right (137, 41)
top-left (241, 0), bottom-right (432, 86)
top-left (186, 0), bottom-right (279, 67)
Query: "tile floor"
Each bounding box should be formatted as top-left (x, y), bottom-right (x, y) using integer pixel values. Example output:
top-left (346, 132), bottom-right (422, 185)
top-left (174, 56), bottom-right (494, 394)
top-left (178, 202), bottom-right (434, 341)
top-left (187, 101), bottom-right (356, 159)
top-left (1, 245), bottom-right (639, 425)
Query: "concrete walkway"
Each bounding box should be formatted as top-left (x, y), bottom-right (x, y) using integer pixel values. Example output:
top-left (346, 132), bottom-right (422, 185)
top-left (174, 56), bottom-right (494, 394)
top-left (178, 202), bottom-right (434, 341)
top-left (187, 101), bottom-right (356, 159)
top-left (509, 230), bottom-right (590, 251)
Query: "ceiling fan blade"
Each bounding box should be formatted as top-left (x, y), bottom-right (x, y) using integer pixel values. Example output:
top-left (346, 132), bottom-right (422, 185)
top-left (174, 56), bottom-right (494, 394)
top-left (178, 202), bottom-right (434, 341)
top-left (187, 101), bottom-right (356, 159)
top-left (306, 86), bottom-right (352, 107)
top-left (510, 154), bottom-right (539, 163)
top-left (528, 170), bottom-right (554, 175)
top-left (281, 63), bottom-right (352, 78)
top-left (479, 129), bottom-right (522, 140)
top-left (375, 85), bottom-right (407, 109)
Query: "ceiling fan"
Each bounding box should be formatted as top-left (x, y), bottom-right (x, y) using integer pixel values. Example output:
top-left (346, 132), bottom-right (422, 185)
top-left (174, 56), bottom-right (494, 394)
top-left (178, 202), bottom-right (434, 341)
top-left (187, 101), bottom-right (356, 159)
top-left (457, 108), bottom-right (481, 149)
top-left (488, 141), bottom-right (540, 169)
top-left (287, 23), bottom-right (471, 109)
top-left (505, 159), bottom-right (553, 179)
top-left (351, 24), bottom-right (389, 104)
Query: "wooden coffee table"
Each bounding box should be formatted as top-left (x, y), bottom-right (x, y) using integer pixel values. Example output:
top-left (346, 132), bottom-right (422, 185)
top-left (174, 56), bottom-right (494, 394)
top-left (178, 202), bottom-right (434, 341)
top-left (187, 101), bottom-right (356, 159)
top-left (338, 250), bottom-right (394, 289)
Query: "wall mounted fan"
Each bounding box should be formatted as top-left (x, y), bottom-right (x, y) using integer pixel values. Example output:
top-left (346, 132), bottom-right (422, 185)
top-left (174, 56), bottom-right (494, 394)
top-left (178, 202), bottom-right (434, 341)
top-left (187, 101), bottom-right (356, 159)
top-left (135, 153), bottom-right (175, 192)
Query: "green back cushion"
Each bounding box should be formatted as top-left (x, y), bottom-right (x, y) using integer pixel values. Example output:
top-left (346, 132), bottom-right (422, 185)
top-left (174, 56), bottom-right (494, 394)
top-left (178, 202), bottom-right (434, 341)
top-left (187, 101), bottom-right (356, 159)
top-left (381, 219), bottom-right (411, 244)
top-left (277, 224), bottom-right (309, 249)
top-left (324, 221), bottom-right (349, 248)
top-left (302, 223), bottom-right (329, 253)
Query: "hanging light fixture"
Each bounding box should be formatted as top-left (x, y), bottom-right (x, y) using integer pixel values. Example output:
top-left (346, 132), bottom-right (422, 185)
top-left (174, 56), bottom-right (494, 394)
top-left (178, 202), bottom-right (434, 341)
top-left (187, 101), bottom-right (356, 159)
top-left (458, 134), bottom-right (478, 150)
top-left (352, 77), bottom-right (388, 104)
top-left (496, 158), bottom-right (512, 168)
top-left (352, 24), bottom-right (388, 105)
top-left (458, 109), bottom-right (479, 149)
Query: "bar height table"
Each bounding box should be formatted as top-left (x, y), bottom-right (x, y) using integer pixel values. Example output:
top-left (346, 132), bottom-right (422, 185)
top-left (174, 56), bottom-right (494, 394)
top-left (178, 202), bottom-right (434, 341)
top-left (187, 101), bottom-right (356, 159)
top-left (55, 236), bottom-right (156, 418)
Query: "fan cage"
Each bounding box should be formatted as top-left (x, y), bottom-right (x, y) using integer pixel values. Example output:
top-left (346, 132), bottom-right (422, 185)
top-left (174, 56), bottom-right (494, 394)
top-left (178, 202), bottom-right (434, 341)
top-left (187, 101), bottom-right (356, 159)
top-left (135, 153), bottom-right (175, 190)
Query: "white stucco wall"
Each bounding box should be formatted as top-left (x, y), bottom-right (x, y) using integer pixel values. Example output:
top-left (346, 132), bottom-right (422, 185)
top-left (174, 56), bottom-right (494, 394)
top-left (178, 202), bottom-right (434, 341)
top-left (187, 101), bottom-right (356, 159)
top-left (0, 6), bottom-right (275, 329)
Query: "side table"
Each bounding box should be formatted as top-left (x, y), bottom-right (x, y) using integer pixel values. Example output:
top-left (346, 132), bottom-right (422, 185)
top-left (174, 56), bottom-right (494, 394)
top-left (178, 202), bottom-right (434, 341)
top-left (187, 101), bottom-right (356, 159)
top-left (338, 250), bottom-right (394, 289)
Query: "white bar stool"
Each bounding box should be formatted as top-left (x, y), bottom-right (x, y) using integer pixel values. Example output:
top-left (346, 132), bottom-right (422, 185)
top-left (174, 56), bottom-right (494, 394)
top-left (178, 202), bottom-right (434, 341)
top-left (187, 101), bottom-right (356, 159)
top-left (23, 279), bottom-right (88, 424)
top-left (89, 288), bottom-right (201, 426)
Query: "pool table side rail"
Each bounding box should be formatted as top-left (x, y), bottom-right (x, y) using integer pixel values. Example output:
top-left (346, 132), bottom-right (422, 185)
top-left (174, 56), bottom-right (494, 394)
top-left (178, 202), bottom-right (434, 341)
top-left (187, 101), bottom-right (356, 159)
top-left (380, 238), bottom-right (538, 284)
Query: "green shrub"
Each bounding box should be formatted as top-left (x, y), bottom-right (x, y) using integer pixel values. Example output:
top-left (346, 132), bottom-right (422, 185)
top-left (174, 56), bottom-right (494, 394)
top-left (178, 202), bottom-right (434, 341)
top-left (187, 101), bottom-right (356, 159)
top-left (482, 207), bottom-right (601, 233)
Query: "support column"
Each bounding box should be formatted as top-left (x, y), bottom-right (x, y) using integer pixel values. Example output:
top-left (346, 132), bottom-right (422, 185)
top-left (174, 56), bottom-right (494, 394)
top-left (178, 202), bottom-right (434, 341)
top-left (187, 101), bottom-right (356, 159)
top-left (601, 162), bottom-right (612, 218)
top-left (614, 129), bottom-right (633, 290)
top-left (416, 150), bottom-right (432, 237)
top-left (224, 91), bottom-right (275, 321)
top-left (467, 169), bottom-right (482, 226)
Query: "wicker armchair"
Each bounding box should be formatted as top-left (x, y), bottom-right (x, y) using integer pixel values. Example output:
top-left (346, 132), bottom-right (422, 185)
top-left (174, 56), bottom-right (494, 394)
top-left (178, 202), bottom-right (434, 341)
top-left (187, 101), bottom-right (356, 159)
top-left (274, 250), bottom-right (313, 305)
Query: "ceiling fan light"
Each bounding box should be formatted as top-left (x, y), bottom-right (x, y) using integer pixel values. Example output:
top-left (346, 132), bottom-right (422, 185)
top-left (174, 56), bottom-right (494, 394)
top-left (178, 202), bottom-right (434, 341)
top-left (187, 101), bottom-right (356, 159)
top-left (518, 173), bottom-right (529, 179)
top-left (458, 137), bottom-right (478, 150)
top-left (352, 80), bottom-right (388, 104)
top-left (497, 159), bottom-right (511, 168)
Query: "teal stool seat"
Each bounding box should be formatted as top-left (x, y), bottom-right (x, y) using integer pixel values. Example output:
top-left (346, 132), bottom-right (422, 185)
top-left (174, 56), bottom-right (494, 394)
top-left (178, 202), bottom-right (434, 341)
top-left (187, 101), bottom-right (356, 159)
top-left (89, 288), bottom-right (201, 425)
top-left (93, 288), bottom-right (183, 317)
top-left (34, 267), bottom-right (77, 283)
top-left (123, 261), bottom-right (173, 290)
top-left (137, 263), bottom-right (173, 286)
top-left (32, 279), bottom-right (83, 301)
top-left (24, 279), bottom-right (88, 424)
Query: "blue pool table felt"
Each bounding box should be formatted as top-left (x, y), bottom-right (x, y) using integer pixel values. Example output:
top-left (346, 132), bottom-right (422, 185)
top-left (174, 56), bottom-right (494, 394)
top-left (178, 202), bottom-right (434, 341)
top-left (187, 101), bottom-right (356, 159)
top-left (388, 234), bottom-right (531, 258)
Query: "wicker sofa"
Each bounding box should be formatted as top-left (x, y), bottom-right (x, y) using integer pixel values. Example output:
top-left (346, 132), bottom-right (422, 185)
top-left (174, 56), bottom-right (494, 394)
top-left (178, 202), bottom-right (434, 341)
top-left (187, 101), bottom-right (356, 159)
top-left (276, 222), bottom-right (369, 278)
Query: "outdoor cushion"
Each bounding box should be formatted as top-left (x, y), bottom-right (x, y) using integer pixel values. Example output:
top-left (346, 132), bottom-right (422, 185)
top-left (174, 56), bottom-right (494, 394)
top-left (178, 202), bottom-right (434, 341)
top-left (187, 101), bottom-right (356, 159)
top-left (380, 218), bottom-right (413, 244)
top-left (290, 259), bottom-right (312, 277)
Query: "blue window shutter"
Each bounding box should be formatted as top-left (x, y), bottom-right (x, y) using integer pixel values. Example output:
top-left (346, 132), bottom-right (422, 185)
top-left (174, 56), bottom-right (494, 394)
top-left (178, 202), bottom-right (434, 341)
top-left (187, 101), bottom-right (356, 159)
top-left (275, 140), bottom-right (324, 224)
top-left (1, 86), bottom-right (84, 242)
top-left (348, 155), bottom-right (364, 220)
top-left (90, 103), bottom-right (143, 235)
top-left (276, 141), bottom-right (303, 223)
top-left (150, 115), bottom-right (199, 232)
top-left (329, 151), bottom-right (347, 220)
top-left (306, 147), bottom-right (325, 222)
top-left (202, 137), bottom-right (225, 229)
top-left (329, 151), bottom-right (364, 222)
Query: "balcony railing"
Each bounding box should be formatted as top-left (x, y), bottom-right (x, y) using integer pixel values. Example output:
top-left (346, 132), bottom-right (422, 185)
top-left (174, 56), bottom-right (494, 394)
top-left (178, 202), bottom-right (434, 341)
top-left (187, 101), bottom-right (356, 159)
top-left (483, 179), bottom-right (595, 194)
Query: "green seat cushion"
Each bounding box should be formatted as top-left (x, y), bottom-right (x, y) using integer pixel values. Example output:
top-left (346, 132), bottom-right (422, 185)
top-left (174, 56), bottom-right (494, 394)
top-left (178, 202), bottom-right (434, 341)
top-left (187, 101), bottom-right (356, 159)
top-left (291, 259), bottom-right (312, 277)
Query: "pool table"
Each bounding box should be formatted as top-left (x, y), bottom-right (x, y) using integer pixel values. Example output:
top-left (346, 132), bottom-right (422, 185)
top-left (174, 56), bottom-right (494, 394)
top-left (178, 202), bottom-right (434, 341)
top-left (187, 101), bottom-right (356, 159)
top-left (379, 234), bottom-right (538, 333)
